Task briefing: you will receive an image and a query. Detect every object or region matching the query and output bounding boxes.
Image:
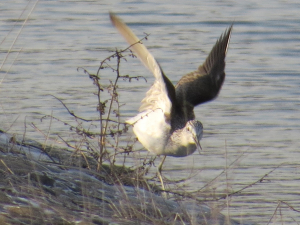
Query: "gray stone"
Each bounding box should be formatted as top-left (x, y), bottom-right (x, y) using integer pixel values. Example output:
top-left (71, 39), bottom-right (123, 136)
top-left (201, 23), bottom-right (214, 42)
top-left (0, 131), bottom-right (255, 225)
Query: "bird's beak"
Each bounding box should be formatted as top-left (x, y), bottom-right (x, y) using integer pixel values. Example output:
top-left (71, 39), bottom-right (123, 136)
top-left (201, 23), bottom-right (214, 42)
top-left (194, 136), bottom-right (202, 154)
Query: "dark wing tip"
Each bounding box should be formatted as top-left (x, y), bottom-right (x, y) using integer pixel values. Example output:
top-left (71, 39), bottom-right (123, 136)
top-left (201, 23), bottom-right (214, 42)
top-left (109, 11), bottom-right (115, 19)
top-left (175, 25), bottom-right (233, 107)
top-left (223, 24), bottom-right (233, 54)
top-left (109, 12), bottom-right (119, 27)
top-left (200, 24), bottom-right (233, 75)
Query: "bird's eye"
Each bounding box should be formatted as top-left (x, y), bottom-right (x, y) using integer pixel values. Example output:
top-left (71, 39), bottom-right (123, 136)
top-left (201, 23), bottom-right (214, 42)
top-left (187, 127), bottom-right (190, 131)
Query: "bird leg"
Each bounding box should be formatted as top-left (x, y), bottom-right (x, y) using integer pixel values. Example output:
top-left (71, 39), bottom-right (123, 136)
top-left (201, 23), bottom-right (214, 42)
top-left (157, 155), bottom-right (167, 191)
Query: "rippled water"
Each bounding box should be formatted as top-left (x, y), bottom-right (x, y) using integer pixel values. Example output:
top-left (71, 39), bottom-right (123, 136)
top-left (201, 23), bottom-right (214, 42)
top-left (1, 0), bottom-right (300, 224)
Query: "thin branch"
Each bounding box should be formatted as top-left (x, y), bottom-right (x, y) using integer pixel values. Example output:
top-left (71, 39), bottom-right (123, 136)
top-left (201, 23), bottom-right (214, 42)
top-left (0, 159), bottom-right (14, 174)
top-left (29, 123), bottom-right (58, 163)
top-left (119, 74), bottom-right (147, 82)
top-left (96, 33), bottom-right (150, 76)
top-left (0, 0), bottom-right (40, 70)
top-left (280, 201), bottom-right (300, 213)
top-left (48, 94), bottom-right (127, 125)
top-left (216, 162), bottom-right (285, 201)
top-left (267, 201), bottom-right (281, 225)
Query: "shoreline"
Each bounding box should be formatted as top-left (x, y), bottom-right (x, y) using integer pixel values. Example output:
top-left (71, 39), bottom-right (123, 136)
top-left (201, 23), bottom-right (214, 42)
top-left (0, 130), bottom-right (255, 225)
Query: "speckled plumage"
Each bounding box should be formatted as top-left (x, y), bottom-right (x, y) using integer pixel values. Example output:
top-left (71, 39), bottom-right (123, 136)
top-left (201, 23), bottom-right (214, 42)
top-left (110, 13), bottom-right (232, 190)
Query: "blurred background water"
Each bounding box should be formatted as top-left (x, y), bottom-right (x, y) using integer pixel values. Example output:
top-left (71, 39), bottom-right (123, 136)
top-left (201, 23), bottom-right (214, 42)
top-left (1, 0), bottom-right (300, 224)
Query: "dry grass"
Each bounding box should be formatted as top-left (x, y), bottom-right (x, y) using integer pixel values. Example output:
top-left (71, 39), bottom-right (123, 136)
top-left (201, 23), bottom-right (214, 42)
top-left (1, 3), bottom-right (300, 224)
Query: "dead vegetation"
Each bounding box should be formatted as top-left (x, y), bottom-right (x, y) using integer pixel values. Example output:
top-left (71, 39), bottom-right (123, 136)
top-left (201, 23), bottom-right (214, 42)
top-left (1, 2), bottom-right (300, 224)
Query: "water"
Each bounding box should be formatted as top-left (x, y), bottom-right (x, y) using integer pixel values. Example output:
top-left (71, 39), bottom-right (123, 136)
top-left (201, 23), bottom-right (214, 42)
top-left (1, 0), bottom-right (300, 224)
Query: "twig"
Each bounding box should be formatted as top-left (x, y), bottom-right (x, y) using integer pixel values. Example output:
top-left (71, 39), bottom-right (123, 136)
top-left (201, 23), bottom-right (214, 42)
top-left (280, 201), bottom-right (300, 213)
top-left (216, 162), bottom-right (285, 201)
top-left (0, 0), bottom-right (40, 71)
top-left (267, 201), bottom-right (281, 225)
top-left (95, 33), bottom-right (150, 77)
top-left (29, 123), bottom-right (58, 163)
top-left (0, 159), bottom-right (14, 174)
top-left (199, 152), bottom-right (245, 192)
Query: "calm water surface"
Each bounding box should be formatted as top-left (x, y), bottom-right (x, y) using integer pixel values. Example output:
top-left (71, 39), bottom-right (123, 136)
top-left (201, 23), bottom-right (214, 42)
top-left (1, 0), bottom-right (300, 224)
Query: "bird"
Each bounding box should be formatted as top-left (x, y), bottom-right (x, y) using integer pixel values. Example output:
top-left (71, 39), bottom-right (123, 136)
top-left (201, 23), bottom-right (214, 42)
top-left (109, 12), bottom-right (232, 191)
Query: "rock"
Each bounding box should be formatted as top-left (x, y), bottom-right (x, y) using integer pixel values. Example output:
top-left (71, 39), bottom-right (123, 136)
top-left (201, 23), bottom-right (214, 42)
top-left (0, 131), bottom-right (255, 225)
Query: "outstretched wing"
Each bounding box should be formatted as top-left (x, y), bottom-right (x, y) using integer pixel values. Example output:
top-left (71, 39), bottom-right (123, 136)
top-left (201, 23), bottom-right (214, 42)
top-left (175, 25), bottom-right (232, 108)
top-left (110, 13), bottom-right (176, 117)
